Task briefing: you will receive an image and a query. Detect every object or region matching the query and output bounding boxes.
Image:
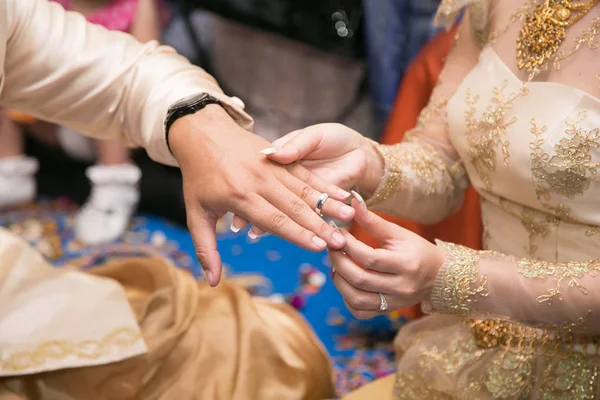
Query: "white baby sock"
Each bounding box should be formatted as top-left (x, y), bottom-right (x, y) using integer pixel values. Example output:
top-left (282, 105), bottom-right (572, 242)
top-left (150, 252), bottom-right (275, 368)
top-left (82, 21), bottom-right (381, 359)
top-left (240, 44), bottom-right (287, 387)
top-left (75, 163), bottom-right (141, 245)
top-left (0, 155), bottom-right (38, 208)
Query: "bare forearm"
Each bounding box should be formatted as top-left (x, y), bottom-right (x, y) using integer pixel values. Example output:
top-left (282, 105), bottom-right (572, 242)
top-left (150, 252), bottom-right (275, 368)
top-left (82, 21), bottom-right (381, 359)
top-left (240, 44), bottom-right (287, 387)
top-left (130, 0), bottom-right (162, 43)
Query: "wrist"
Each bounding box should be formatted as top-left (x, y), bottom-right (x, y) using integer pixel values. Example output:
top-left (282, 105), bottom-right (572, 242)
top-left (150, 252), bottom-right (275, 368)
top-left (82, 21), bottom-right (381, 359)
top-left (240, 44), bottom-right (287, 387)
top-left (357, 138), bottom-right (385, 198)
top-left (169, 104), bottom-right (234, 163)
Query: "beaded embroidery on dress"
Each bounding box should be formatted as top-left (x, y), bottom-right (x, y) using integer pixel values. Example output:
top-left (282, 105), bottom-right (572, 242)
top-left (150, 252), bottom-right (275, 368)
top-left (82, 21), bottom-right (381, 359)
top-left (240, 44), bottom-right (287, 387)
top-left (363, 0), bottom-right (600, 398)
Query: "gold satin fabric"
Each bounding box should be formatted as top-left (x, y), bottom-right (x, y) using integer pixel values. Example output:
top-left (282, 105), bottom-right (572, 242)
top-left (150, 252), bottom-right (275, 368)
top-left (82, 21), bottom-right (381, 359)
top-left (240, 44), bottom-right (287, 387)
top-left (0, 257), bottom-right (335, 400)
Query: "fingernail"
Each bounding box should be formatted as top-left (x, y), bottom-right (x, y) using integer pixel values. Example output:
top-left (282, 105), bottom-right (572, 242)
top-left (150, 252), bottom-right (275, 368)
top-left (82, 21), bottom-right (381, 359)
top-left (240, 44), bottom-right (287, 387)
top-left (230, 224), bottom-right (240, 233)
top-left (260, 147), bottom-right (278, 155)
top-left (248, 230), bottom-right (259, 240)
top-left (332, 231), bottom-right (345, 246)
top-left (338, 189), bottom-right (351, 198)
top-left (343, 192), bottom-right (355, 205)
top-left (203, 269), bottom-right (214, 284)
top-left (340, 205), bottom-right (354, 217)
top-left (351, 190), bottom-right (367, 210)
top-left (312, 236), bottom-right (327, 249)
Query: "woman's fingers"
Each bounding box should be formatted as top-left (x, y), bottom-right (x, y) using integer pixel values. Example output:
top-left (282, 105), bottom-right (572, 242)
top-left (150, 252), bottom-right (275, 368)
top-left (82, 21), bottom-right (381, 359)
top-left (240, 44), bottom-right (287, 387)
top-left (333, 270), bottom-right (381, 311)
top-left (343, 300), bottom-right (380, 320)
top-left (328, 248), bottom-right (394, 293)
top-left (337, 229), bottom-right (399, 274)
top-left (230, 214), bottom-right (249, 233)
top-left (262, 127), bottom-right (323, 165)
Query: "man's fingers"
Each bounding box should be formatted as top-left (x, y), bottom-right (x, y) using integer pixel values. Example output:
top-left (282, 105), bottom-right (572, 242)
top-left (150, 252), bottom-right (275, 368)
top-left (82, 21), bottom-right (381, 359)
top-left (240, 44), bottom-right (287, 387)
top-left (260, 182), bottom-right (347, 249)
top-left (234, 193), bottom-right (329, 252)
top-left (187, 206), bottom-right (222, 287)
top-left (278, 166), bottom-right (354, 223)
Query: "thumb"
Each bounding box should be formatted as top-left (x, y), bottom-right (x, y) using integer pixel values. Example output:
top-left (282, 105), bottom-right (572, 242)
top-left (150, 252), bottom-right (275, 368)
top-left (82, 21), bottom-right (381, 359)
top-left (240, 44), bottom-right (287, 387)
top-left (351, 191), bottom-right (399, 242)
top-left (261, 127), bottom-right (323, 165)
top-left (188, 206), bottom-right (222, 287)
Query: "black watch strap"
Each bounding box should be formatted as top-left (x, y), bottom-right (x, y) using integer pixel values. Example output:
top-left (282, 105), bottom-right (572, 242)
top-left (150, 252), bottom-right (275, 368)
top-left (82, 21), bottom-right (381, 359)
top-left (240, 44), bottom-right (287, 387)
top-left (164, 93), bottom-right (223, 154)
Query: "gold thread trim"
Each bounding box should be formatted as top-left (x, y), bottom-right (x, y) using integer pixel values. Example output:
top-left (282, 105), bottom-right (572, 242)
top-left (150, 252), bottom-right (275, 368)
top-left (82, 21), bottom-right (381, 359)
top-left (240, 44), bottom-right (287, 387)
top-left (0, 327), bottom-right (143, 372)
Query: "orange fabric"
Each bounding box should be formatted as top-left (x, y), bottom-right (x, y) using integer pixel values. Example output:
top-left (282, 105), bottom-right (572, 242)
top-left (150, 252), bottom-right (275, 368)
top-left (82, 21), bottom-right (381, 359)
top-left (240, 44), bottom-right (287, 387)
top-left (352, 25), bottom-right (482, 320)
top-left (6, 110), bottom-right (36, 125)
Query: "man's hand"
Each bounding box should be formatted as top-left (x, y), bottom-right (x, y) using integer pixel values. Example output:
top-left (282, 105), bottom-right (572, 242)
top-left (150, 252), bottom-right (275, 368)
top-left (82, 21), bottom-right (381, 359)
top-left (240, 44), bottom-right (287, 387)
top-left (169, 106), bottom-right (355, 286)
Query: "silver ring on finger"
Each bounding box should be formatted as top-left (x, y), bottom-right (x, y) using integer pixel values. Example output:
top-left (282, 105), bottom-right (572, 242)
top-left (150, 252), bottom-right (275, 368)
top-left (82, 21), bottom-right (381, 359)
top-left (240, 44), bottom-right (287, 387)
top-left (315, 193), bottom-right (329, 217)
top-left (378, 293), bottom-right (388, 312)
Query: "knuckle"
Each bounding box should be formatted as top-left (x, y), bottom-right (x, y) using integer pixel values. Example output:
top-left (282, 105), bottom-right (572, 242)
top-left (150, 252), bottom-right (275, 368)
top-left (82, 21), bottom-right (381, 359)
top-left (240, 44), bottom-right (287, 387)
top-left (401, 257), bottom-right (419, 275)
top-left (300, 184), bottom-right (313, 202)
top-left (363, 254), bottom-right (380, 271)
top-left (349, 271), bottom-right (368, 289)
top-left (291, 199), bottom-right (308, 217)
top-left (370, 215), bottom-right (383, 228)
top-left (399, 283), bottom-right (417, 298)
top-left (227, 180), bottom-right (250, 201)
top-left (350, 294), bottom-right (368, 309)
top-left (194, 248), bottom-right (208, 263)
top-left (270, 212), bottom-right (289, 230)
top-left (302, 168), bottom-right (315, 185)
top-left (316, 219), bottom-right (330, 236)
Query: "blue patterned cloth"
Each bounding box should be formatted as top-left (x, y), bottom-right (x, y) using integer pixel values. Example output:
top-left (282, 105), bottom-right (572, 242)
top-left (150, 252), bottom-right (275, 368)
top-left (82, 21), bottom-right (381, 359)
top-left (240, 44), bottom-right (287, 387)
top-left (363, 0), bottom-right (442, 134)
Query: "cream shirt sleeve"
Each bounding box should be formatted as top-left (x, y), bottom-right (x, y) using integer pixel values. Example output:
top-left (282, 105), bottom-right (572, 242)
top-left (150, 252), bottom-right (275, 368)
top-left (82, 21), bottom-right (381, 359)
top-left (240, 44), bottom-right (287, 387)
top-left (1, 0), bottom-right (252, 167)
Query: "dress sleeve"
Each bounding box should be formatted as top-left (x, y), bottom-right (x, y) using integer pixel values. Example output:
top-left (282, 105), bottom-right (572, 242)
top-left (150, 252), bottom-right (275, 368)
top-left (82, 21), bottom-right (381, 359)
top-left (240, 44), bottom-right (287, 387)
top-left (1, 0), bottom-right (252, 167)
top-left (365, 9), bottom-right (482, 224)
top-left (424, 241), bottom-right (600, 334)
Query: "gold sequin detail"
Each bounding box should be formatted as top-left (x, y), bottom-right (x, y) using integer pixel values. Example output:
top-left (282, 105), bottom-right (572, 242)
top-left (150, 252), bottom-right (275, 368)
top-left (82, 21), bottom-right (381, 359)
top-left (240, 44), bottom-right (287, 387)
top-left (365, 139), bottom-right (405, 207)
top-left (366, 135), bottom-right (465, 206)
top-left (0, 327), bottom-right (142, 372)
top-left (394, 321), bottom-right (600, 399)
top-left (499, 197), bottom-right (555, 256)
top-left (553, 16), bottom-right (600, 69)
top-left (415, 92), bottom-right (449, 130)
top-left (392, 8), bottom-right (600, 400)
top-left (464, 81), bottom-right (518, 189)
top-left (530, 113), bottom-right (600, 201)
top-left (526, 114), bottom-right (600, 250)
top-left (395, 337), bottom-right (484, 400)
top-left (430, 241), bottom-right (489, 316)
top-left (517, 258), bottom-right (600, 305)
top-left (470, 315), bottom-right (595, 351)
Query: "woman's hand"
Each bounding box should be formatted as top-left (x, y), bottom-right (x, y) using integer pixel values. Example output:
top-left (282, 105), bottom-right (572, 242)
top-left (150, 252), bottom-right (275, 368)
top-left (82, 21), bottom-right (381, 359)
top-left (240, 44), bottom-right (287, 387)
top-left (329, 192), bottom-right (445, 319)
top-left (268, 123), bottom-right (383, 193)
top-left (231, 123), bottom-right (385, 236)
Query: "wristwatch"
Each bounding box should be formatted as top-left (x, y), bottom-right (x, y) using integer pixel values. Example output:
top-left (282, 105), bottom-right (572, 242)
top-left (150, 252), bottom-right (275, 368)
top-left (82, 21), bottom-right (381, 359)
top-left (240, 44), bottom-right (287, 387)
top-left (164, 93), bottom-right (223, 153)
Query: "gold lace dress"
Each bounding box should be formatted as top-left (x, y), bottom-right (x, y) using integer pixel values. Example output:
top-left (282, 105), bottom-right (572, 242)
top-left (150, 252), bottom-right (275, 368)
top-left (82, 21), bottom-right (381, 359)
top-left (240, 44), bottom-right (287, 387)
top-left (365, 0), bottom-right (600, 398)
